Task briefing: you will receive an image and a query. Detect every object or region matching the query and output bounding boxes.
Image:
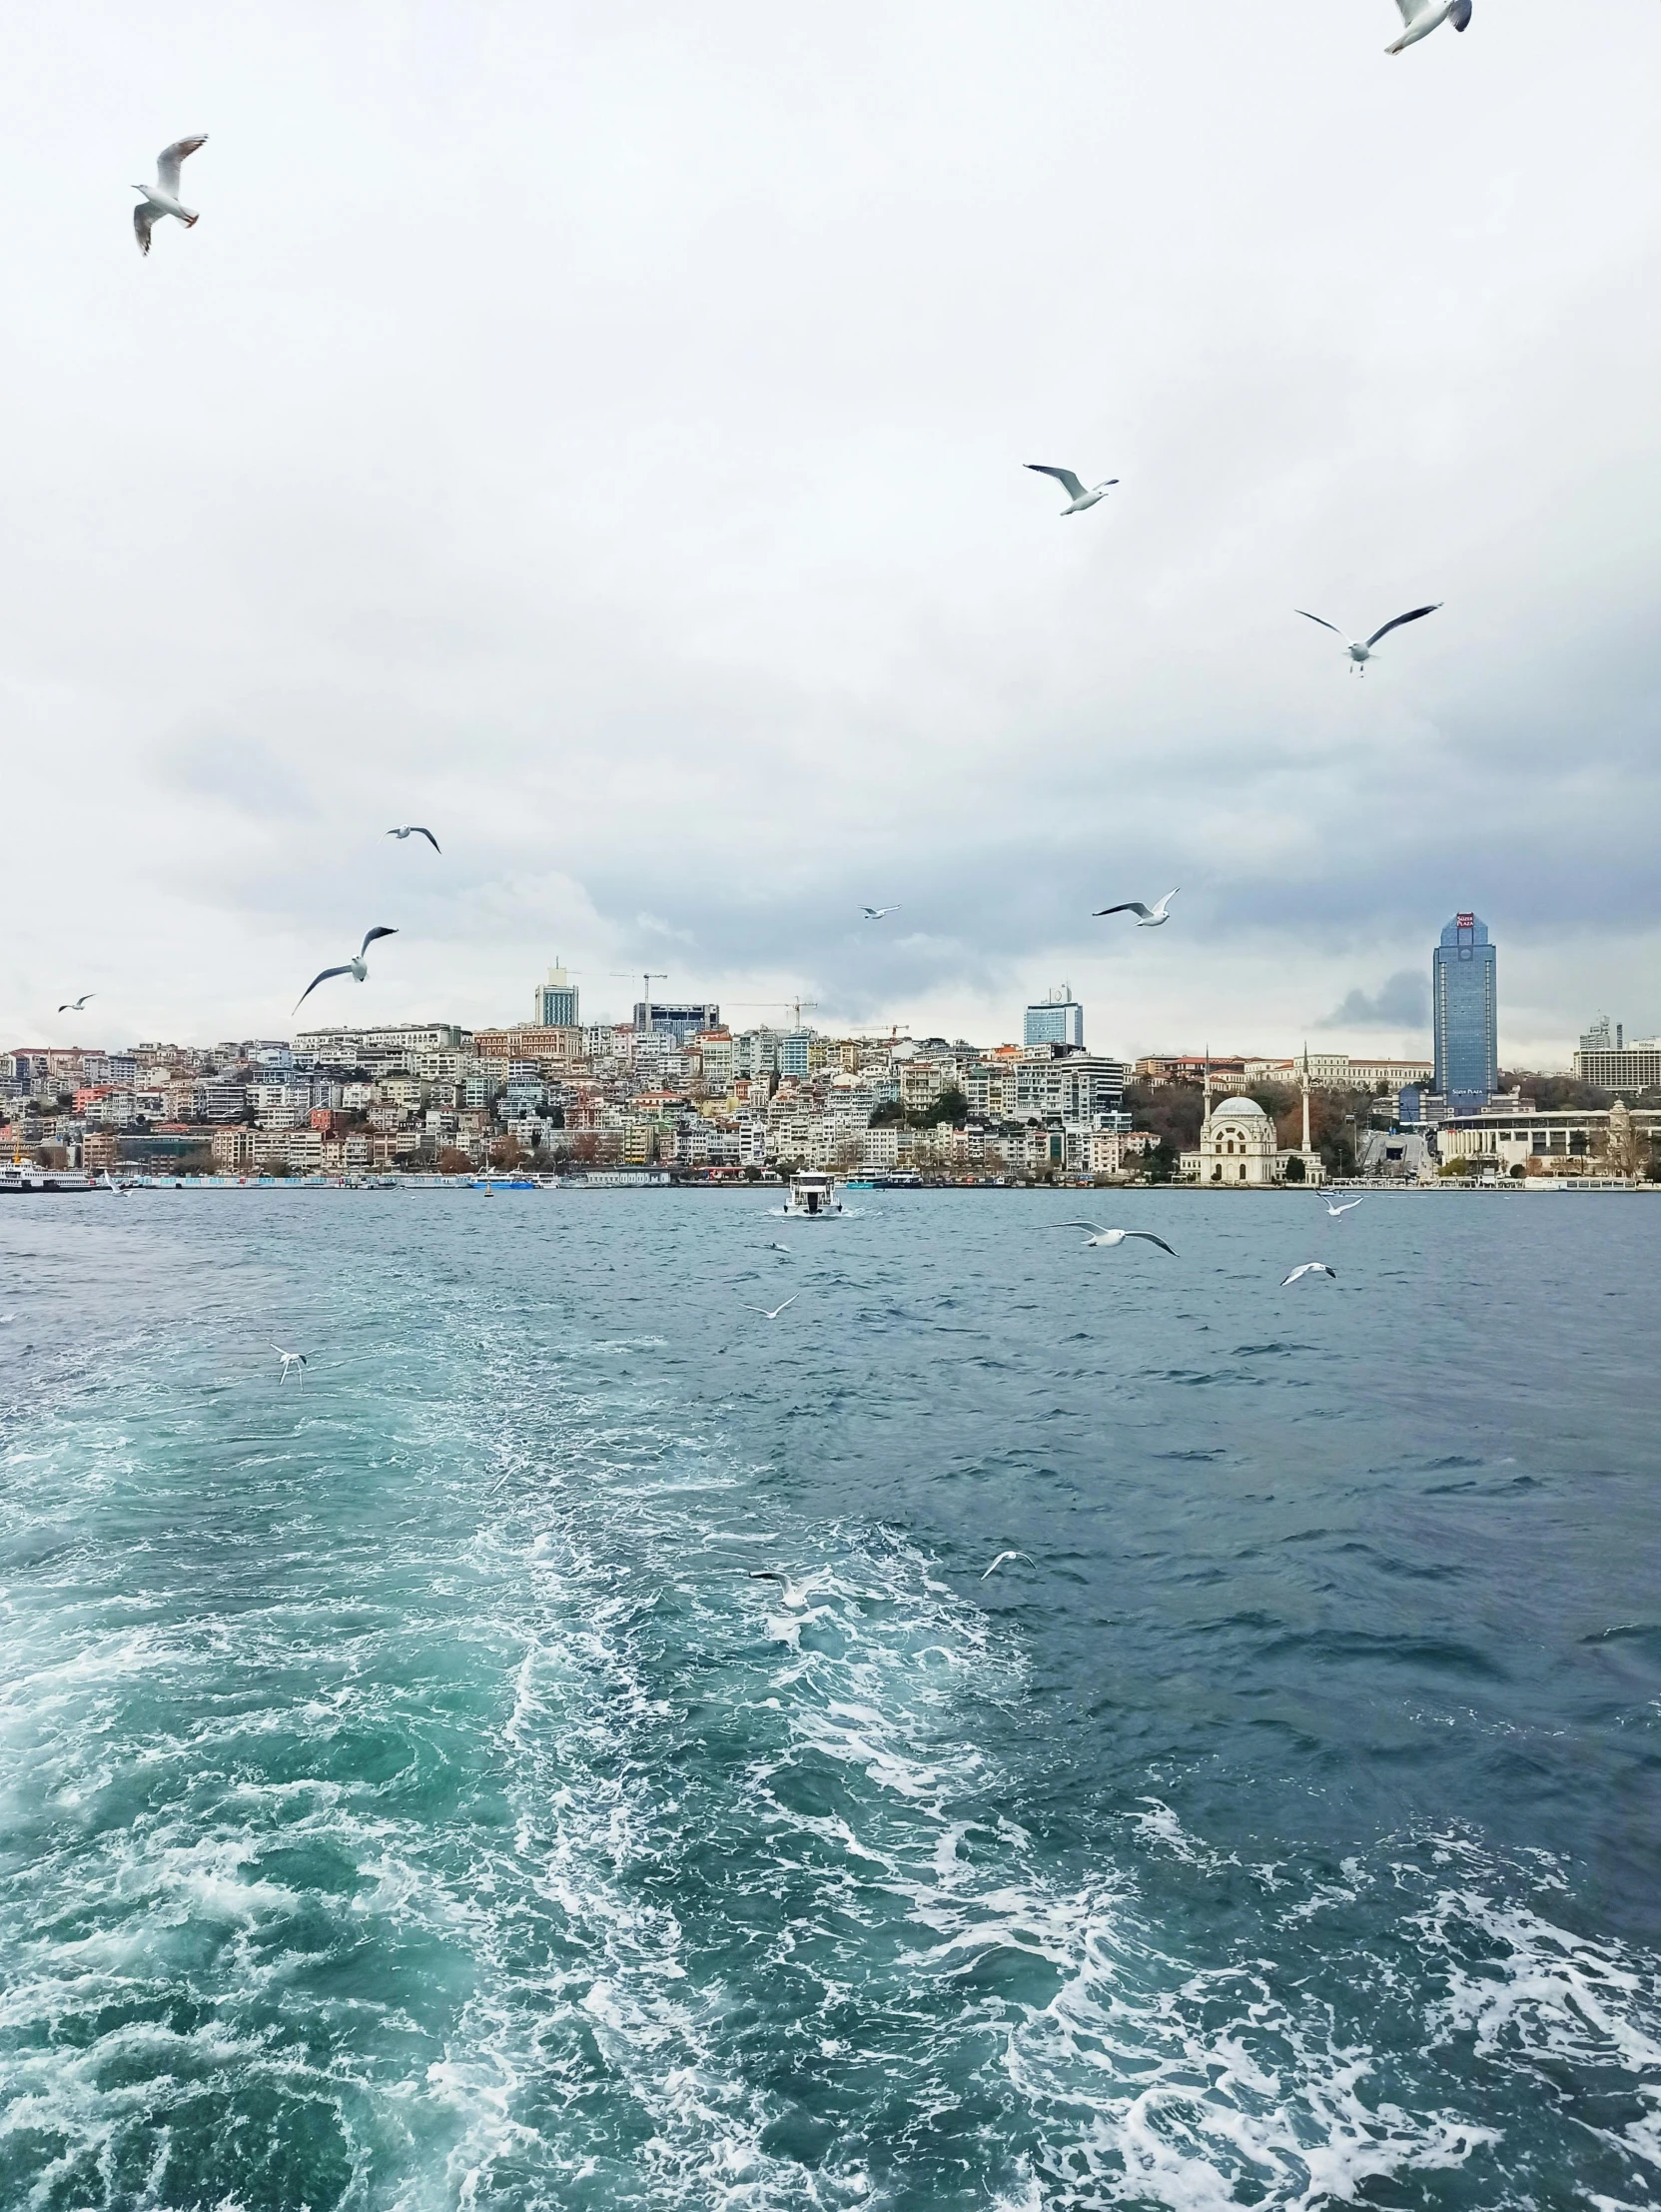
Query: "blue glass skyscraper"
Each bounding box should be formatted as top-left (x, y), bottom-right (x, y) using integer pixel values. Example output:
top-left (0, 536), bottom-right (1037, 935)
top-left (1432, 912), bottom-right (1497, 1110)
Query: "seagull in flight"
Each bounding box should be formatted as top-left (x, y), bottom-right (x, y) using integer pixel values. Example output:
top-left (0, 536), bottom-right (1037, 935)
top-left (1053, 1223), bottom-right (1177, 1255)
top-left (1281, 1262), bottom-right (1337, 1287)
top-left (743, 1296), bottom-right (798, 1322)
top-left (1295, 604), bottom-right (1441, 673)
top-left (862, 905), bottom-right (900, 921)
top-left (273, 1345), bottom-right (308, 1385)
top-left (1322, 1197), bottom-right (1365, 1217)
top-left (57, 994), bottom-right (95, 1012)
top-left (295, 927), bottom-right (398, 1011)
top-left (1095, 890), bottom-right (1178, 928)
top-left (981, 1550), bottom-right (1035, 1581)
top-left (1387, 0), bottom-right (1471, 53)
top-left (388, 826), bottom-right (441, 853)
top-left (1026, 465), bottom-right (1119, 516)
top-left (133, 135), bottom-right (208, 256)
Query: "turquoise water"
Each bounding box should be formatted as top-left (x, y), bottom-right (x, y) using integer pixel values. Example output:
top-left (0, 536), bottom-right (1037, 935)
top-left (2, 1189), bottom-right (1659, 2210)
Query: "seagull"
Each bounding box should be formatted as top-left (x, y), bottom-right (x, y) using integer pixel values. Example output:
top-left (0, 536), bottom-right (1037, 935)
top-left (294, 927), bottom-right (398, 1011)
top-left (273, 1345), bottom-right (308, 1384)
top-left (981, 1550), bottom-right (1035, 1581)
top-left (1053, 1223), bottom-right (1177, 1255)
top-left (765, 1241), bottom-right (792, 1254)
top-left (1095, 889), bottom-right (1178, 927)
top-left (1295, 604), bottom-right (1441, 673)
top-left (1026, 465), bottom-right (1118, 516)
top-left (1281, 1262), bottom-right (1336, 1287)
top-left (742, 1296), bottom-right (798, 1321)
top-left (862, 905), bottom-right (900, 920)
top-left (57, 994), bottom-right (95, 1012)
top-left (1386, 0), bottom-right (1471, 53)
top-left (1322, 1197), bottom-right (1365, 1217)
top-left (132, 135), bottom-right (208, 257)
top-left (388, 826), bottom-right (441, 853)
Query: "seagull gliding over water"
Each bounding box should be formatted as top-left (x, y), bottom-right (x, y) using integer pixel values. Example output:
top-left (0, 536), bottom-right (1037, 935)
top-left (133, 135), bottom-right (208, 256)
top-left (1296, 604), bottom-right (1441, 673)
top-left (743, 1297), bottom-right (798, 1322)
top-left (1281, 1263), bottom-right (1337, 1287)
top-left (1053, 1223), bottom-right (1177, 1255)
top-left (273, 1346), bottom-right (308, 1385)
top-left (1386, 0), bottom-right (1471, 53)
top-left (1026, 465), bottom-right (1118, 516)
top-left (295, 927), bottom-right (399, 1010)
top-left (1323, 1197), bottom-right (1365, 1217)
top-left (981, 1551), bottom-right (1035, 1580)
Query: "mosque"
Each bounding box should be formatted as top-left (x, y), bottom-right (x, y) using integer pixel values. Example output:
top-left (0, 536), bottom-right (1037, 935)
top-left (1180, 1061), bottom-right (1326, 1186)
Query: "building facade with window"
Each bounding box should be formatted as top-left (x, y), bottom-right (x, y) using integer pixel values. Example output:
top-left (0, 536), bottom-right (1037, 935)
top-left (534, 965), bottom-right (579, 1027)
top-left (1024, 989), bottom-right (1085, 1051)
top-left (1432, 912), bottom-right (1498, 1112)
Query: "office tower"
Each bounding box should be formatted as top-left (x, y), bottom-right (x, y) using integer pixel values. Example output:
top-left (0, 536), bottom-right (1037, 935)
top-left (535, 964), bottom-right (579, 1027)
top-left (1023, 987), bottom-right (1084, 1051)
top-left (1432, 912), bottom-right (1497, 1111)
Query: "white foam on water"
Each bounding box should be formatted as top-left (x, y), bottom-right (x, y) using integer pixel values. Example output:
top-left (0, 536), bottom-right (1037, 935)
top-left (7, 1316), bottom-right (1661, 2210)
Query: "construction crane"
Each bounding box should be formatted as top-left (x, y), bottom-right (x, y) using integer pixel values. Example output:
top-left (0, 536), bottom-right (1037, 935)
top-left (610, 971), bottom-right (668, 1032)
top-left (728, 997), bottom-right (820, 1030)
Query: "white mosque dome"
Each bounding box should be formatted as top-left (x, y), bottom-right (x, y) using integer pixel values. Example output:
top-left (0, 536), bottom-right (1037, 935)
top-left (1212, 1096), bottom-right (1267, 1118)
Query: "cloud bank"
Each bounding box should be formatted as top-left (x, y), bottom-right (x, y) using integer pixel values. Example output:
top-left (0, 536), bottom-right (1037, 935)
top-left (1, 1), bottom-right (1659, 1066)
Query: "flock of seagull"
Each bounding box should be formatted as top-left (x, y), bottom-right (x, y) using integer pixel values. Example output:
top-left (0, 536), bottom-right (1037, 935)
top-left (128, 16), bottom-right (1454, 1591)
top-left (108, 4), bottom-right (1468, 1014)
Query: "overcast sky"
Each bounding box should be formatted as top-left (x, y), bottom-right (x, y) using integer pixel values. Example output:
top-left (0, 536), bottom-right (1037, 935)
top-left (3, 1), bottom-right (1658, 1064)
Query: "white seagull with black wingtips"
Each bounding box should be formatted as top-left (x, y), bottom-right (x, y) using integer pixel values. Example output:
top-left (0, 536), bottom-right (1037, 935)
top-left (1386, 0), bottom-right (1471, 53)
top-left (132, 135), bottom-right (208, 256)
top-left (1296, 604), bottom-right (1441, 674)
top-left (1026, 465), bottom-right (1118, 516)
top-left (1053, 1223), bottom-right (1178, 1256)
top-left (294, 927), bottom-right (399, 1011)
top-left (1095, 890), bottom-right (1178, 928)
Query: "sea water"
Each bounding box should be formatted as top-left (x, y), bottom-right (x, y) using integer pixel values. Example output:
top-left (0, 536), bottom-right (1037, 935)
top-left (1, 1188), bottom-right (1658, 2210)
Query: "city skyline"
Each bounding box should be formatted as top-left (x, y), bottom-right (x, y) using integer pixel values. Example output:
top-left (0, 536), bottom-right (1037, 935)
top-left (1, 922), bottom-right (1603, 1075)
top-left (2, 4), bottom-right (1659, 1062)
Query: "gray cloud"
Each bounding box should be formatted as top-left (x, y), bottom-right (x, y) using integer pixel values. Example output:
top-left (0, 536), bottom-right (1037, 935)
top-left (1317, 971), bottom-right (1429, 1031)
top-left (1, 2), bottom-right (1658, 1057)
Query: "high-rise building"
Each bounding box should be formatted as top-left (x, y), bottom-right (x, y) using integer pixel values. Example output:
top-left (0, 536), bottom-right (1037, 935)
top-left (1432, 912), bottom-right (1497, 1111)
top-left (635, 1001), bottom-right (719, 1042)
top-left (1024, 987), bottom-right (1084, 1051)
top-left (535, 964), bottom-right (579, 1027)
top-left (1578, 1014), bottom-right (1623, 1054)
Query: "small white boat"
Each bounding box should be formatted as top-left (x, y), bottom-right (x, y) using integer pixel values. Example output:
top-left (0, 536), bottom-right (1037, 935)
top-left (783, 1172), bottom-right (844, 1218)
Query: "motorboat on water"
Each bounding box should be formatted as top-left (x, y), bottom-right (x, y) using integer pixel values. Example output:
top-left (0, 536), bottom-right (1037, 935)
top-left (783, 1172), bottom-right (844, 1218)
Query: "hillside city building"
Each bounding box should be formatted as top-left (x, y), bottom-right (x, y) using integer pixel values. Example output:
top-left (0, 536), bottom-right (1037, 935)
top-left (1024, 988), bottom-right (1085, 1051)
top-left (1572, 1015), bottom-right (1661, 1092)
top-left (534, 965), bottom-right (579, 1027)
top-left (8, 927), bottom-right (1653, 1185)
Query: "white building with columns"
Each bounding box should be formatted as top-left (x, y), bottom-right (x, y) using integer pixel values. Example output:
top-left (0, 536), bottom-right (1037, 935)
top-left (1180, 1068), bottom-right (1325, 1186)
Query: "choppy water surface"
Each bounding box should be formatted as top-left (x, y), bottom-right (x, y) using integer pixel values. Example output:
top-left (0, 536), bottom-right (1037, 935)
top-left (2, 1188), bottom-right (1659, 2210)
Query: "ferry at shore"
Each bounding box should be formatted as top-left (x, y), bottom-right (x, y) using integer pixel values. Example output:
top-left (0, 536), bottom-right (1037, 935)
top-left (782, 1172), bottom-right (845, 1218)
top-left (1, 1162), bottom-right (97, 1193)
